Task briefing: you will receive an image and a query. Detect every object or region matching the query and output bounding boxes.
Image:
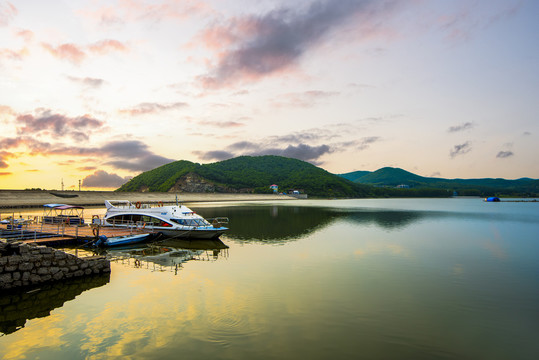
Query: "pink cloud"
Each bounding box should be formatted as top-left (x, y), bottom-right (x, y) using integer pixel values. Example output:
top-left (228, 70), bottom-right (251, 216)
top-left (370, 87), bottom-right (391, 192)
top-left (0, 1), bottom-right (17, 26)
top-left (196, 0), bottom-right (400, 89)
top-left (14, 110), bottom-right (105, 141)
top-left (42, 39), bottom-right (128, 64)
top-left (0, 105), bottom-right (15, 116)
top-left (88, 39), bottom-right (128, 54)
top-left (271, 90), bottom-right (340, 108)
top-left (0, 150), bottom-right (14, 168)
top-left (80, 0), bottom-right (212, 26)
top-left (0, 47), bottom-right (29, 61)
top-left (198, 120), bottom-right (245, 128)
top-left (42, 43), bottom-right (86, 64)
top-left (15, 29), bottom-right (34, 42)
top-left (119, 102), bottom-right (188, 116)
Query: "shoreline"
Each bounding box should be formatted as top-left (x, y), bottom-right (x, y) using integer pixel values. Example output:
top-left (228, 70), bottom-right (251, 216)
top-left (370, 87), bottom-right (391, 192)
top-left (0, 190), bottom-right (296, 209)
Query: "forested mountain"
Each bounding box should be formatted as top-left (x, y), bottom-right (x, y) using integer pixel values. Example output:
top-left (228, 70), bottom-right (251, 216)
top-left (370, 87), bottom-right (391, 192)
top-left (338, 167), bottom-right (539, 197)
top-left (117, 156), bottom-right (373, 197)
top-left (116, 157), bottom-right (537, 198)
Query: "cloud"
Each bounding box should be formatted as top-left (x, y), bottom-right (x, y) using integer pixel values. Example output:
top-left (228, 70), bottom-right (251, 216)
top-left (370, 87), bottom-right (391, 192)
top-left (0, 150), bottom-right (13, 168)
top-left (437, 1), bottom-right (523, 43)
top-left (88, 39), bottom-right (128, 54)
top-left (82, 170), bottom-right (131, 188)
top-left (194, 142), bottom-right (332, 164)
top-left (450, 141), bottom-right (472, 158)
top-left (253, 143), bottom-right (331, 163)
top-left (0, 105), bottom-right (15, 116)
top-left (42, 43), bottom-right (86, 64)
top-left (119, 102), bottom-right (188, 116)
top-left (193, 121), bottom-right (381, 164)
top-left (49, 140), bottom-right (174, 172)
top-left (448, 122), bottom-right (474, 133)
top-left (0, 136), bottom-right (173, 173)
top-left (0, 172), bottom-right (11, 176)
top-left (355, 136), bottom-right (380, 150)
top-left (197, 120), bottom-right (245, 128)
top-left (101, 140), bottom-right (174, 172)
top-left (192, 150), bottom-right (235, 161)
top-left (16, 111), bottom-right (104, 141)
top-left (42, 39), bottom-right (128, 64)
top-left (227, 141), bottom-right (260, 151)
top-left (198, 0), bottom-right (396, 88)
top-left (80, 0), bottom-right (211, 26)
top-left (67, 76), bottom-right (105, 88)
top-left (15, 29), bottom-right (33, 42)
top-left (271, 90), bottom-right (340, 108)
top-left (496, 151), bottom-right (513, 158)
top-left (0, 47), bottom-right (29, 61)
top-left (0, 1), bottom-right (17, 26)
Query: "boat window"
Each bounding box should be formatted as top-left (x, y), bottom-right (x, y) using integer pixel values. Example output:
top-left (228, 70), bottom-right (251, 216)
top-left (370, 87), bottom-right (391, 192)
top-left (170, 218), bottom-right (187, 226)
top-left (170, 218), bottom-right (209, 226)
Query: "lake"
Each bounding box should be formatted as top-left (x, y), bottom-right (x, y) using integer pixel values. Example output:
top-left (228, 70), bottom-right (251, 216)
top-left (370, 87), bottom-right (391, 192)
top-left (1, 198), bottom-right (538, 359)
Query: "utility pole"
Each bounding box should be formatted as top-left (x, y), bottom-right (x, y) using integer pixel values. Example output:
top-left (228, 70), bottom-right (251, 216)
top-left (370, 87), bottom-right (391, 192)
top-left (61, 178), bottom-right (64, 191)
top-left (79, 179), bottom-right (81, 192)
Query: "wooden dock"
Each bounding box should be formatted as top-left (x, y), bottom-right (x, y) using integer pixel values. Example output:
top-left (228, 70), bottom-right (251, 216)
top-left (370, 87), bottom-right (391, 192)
top-left (0, 222), bottom-right (155, 246)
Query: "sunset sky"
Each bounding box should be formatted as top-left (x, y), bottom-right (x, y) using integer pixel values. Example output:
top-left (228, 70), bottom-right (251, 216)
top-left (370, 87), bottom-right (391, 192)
top-left (1, 0), bottom-right (537, 190)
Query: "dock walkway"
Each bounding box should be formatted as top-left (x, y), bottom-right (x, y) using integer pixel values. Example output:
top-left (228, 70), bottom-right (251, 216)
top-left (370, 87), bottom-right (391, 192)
top-left (0, 221), bottom-right (154, 245)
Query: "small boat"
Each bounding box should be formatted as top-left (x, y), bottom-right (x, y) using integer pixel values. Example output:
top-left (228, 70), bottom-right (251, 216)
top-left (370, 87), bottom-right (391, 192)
top-left (49, 192), bottom-right (79, 198)
top-left (94, 233), bottom-right (151, 247)
top-left (101, 200), bottom-right (229, 239)
top-left (484, 197), bottom-right (501, 202)
top-left (42, 204), bottom-right (85, 225)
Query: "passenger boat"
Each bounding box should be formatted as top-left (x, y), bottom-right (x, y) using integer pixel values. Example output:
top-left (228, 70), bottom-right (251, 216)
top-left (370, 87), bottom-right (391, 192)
top-left (102, 200), bottom-right (229, 239)
top-left (94, 233), bottom-right (151, 247)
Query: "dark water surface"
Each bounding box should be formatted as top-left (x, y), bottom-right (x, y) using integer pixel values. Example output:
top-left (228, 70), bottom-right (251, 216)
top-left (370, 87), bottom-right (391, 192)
top-left (1, 198), bottom-right (538, 359)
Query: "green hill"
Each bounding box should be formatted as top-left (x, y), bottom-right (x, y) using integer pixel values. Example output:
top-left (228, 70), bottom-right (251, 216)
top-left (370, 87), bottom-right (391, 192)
top-left (355, 167), bottom-right (430, 186)
top-left (117, 156), bottom-right (373, 198)
top-left (338, 167), bottom-right (539, 197)
top-left (338, 170), bottom-right (371, 182)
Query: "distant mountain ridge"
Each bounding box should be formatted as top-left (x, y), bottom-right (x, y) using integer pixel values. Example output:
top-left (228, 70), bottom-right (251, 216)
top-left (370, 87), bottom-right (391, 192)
top-left (116, 157), bottom-right (538, 198)
top-left (338, 167), bottom-right (539, 196)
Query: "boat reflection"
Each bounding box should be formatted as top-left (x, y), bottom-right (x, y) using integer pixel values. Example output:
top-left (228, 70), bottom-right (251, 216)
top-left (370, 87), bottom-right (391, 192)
top-left (94, 238), bottom-right (229, 274)
top-left (0, 274), bottom-right (110, 335)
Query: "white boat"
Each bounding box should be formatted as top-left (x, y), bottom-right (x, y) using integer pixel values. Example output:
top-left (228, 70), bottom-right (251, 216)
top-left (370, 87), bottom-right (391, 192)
top-left (102, 200), bottom-right (229, 239)
top-left (94, 233), bottom-right (151, 247)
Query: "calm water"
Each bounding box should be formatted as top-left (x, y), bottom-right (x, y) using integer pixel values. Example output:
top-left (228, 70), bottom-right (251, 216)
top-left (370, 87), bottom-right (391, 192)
top-left (1, 198), bottom-right (538, 359)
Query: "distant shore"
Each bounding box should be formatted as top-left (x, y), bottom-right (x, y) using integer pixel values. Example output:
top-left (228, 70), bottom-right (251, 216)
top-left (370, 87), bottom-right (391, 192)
top-left (0, 190), bottom-right (296, 209)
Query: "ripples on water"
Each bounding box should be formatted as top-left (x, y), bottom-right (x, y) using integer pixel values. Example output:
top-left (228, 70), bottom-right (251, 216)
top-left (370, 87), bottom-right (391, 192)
top-left (1, 198), bottom-right (538, 359)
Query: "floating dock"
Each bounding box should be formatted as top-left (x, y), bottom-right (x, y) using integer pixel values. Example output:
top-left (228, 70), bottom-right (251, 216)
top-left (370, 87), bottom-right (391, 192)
top-left (0, 222), bottom-right (155, 246)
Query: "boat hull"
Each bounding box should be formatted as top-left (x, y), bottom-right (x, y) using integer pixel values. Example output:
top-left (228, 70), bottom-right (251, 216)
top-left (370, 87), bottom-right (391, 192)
top-left (157, 227), bottom-right (227, 239)
top-left (97, 234), bottom-right (151, 247)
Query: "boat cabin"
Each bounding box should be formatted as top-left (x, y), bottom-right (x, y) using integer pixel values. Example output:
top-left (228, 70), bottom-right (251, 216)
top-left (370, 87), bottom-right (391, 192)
top-left (42, 204), bottom-right (85, 225)
top-left (106, 214), bottom-right (174, 227)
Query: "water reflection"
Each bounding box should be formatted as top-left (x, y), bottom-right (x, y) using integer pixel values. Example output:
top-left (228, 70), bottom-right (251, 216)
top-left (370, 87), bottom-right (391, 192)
top-left (195, 202), bottom-right (538, 244)
top-left (0, 274), bottom-right (110, 335)
top-left (196, 205), bottom-right (339, 242)
top-left (195, 205), bottom-right (435, 242)
top-left (93, 239), bottom-right (229, 274)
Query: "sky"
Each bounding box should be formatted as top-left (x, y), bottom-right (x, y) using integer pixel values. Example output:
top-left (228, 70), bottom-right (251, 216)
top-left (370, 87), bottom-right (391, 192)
top-left (0, 0), bottom-right (538, 190)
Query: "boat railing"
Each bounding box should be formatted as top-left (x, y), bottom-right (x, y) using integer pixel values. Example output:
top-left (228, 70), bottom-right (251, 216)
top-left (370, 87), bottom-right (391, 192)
top-left (207, 217), bottom-right (229, 227)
